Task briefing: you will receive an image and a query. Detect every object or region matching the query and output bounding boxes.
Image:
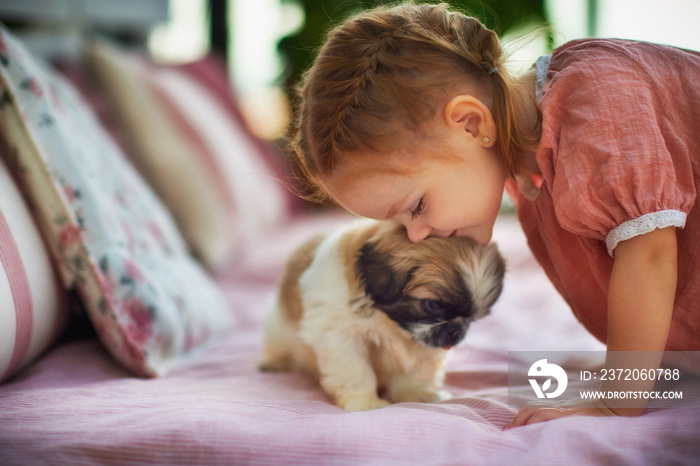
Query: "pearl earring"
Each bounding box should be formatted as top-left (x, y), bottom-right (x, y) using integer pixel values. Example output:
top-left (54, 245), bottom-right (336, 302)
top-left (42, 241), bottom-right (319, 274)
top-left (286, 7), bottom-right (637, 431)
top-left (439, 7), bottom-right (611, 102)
top-left (482, 136), bottom-right (490, 143)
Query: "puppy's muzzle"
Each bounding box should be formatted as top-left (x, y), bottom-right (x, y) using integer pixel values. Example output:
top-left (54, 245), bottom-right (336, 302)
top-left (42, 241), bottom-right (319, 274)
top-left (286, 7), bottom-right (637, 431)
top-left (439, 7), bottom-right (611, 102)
top-left (431, 322), bottom-right (469, 349)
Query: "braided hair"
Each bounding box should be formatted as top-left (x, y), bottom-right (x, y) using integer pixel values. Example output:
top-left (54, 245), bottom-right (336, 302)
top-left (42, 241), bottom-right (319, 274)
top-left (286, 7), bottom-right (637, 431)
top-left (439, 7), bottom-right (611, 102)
top-left (290, 2), bottom-right (539, 203)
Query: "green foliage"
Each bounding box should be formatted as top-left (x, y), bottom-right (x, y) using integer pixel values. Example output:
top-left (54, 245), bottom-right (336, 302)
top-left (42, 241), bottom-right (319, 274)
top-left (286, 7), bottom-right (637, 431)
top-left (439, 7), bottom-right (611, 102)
top-left (278, 0), bottom-right (546, 94)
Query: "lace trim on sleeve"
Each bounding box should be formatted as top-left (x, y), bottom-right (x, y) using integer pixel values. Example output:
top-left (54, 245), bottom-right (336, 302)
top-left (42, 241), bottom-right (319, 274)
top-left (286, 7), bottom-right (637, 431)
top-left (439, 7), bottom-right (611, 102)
top-left (605, 210), bottom-right (686, 257)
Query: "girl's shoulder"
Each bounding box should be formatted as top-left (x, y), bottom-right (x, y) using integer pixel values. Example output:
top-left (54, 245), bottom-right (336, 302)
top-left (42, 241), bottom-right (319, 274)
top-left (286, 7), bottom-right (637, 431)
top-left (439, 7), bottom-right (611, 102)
top-left (553, 37), bottom-right (700, 58)
top-left (540, 38), bottom-right (700, 120)
top-left (535, 39), bottom-right (699, 247)
top-left (548, 38), bottom-right (700, 84)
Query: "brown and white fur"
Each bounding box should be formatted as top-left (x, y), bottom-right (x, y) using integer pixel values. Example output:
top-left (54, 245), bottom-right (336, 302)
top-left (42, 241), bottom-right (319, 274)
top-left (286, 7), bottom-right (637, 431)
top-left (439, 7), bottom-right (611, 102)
top-left (259, 219), bottom-right (505, 411)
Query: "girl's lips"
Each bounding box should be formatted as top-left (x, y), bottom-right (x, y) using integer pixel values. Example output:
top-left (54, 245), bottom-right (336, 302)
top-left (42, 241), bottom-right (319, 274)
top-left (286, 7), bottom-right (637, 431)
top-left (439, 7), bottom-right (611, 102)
top-left (449, 230), bottom-right (458, 237)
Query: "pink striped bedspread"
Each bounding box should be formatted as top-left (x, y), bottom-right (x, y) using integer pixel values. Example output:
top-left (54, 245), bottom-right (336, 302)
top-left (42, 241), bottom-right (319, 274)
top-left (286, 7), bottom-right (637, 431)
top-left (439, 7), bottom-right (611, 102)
top-left (1, 211), bottom-right (698, 465)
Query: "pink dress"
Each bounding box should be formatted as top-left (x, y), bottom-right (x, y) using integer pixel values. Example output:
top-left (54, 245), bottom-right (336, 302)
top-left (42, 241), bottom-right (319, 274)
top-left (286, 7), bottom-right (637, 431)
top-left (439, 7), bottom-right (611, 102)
top-left (509, 39), bottom-right (700, 356)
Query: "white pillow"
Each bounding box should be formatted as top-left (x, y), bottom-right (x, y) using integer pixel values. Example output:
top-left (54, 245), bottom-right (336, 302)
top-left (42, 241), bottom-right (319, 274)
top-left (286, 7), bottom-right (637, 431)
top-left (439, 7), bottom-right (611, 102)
top-left (0, 156), bottom-right (69, 383)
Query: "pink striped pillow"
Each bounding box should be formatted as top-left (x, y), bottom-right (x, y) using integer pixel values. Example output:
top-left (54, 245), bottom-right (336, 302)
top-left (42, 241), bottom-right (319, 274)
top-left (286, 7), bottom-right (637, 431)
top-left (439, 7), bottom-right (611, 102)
top-left (86, 41), bottom-right (290, 271)
top-left (0, 156), bottom-right (69, 384)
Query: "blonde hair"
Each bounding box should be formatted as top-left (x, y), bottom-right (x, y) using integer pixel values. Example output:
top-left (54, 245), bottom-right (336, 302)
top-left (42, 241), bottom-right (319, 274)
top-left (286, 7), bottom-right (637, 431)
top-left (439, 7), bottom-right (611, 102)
top-left (289, 1), bottom-right (539, 203)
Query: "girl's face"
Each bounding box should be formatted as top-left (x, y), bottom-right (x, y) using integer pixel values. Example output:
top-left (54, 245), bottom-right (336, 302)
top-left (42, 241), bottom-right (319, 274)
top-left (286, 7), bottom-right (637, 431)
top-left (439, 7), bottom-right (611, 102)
top-left (324, 127), bottom-right (508, 245)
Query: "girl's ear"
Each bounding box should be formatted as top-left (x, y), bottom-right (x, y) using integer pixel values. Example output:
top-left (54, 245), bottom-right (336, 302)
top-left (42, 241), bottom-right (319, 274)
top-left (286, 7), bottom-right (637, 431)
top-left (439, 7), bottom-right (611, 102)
top-left (443, 95), bottom-right (497, 147)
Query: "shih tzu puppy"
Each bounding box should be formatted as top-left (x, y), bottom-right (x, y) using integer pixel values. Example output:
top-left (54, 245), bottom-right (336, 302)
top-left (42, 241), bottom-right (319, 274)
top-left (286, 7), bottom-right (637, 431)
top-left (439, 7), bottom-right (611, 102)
top-left (259, 219), bottom-right (505, 411)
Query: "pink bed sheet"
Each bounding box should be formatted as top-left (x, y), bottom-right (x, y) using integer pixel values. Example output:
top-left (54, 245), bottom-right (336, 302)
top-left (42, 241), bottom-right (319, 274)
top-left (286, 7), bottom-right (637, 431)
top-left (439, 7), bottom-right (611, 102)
top-left (1, 210), bottom-right (698, 465)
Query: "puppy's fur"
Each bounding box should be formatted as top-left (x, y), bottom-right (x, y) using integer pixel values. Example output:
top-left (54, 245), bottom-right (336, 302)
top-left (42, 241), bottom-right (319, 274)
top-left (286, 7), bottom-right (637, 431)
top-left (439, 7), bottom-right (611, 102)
top-left (259, 219), bottom-right (505, 411)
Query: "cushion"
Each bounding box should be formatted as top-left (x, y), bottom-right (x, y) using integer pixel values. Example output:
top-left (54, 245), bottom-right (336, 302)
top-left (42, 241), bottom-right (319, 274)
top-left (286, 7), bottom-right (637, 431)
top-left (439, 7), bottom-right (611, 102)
top-left (173, 55), bottom-right (303, 213)
top-left (0, 156), bottom-right (69, 383)
top-left (0, 24), bottom-right (232, 377)
top-left (86, 41), bottom-right (289, 271)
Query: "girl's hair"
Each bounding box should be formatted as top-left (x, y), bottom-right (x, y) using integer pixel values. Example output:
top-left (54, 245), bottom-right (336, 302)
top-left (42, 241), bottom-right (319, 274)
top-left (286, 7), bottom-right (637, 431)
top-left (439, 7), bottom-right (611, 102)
top-left (289, 1), bottom-right (539, 203)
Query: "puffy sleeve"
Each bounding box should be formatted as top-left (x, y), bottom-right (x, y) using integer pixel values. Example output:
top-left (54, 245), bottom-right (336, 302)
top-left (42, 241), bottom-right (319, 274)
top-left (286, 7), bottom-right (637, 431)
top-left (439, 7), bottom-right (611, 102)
top-left (539, 43), bottom-right (696, 257)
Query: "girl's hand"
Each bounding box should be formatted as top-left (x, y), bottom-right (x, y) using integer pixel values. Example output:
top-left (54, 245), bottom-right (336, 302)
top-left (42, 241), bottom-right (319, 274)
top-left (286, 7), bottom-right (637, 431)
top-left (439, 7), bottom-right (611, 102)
top-left (504, 399), bottom-right (617, 429)
top-left (504, 227), bottom-right (678, 430)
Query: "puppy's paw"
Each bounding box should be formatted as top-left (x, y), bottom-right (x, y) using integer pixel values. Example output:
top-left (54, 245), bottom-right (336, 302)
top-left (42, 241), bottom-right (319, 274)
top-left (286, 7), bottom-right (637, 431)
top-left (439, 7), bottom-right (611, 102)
top-left (391, 388), bottom-right (452, 404)
top-left (258, 357), bottom-right (290, 372)
top-left (337, 394), bottom-right (390, 412)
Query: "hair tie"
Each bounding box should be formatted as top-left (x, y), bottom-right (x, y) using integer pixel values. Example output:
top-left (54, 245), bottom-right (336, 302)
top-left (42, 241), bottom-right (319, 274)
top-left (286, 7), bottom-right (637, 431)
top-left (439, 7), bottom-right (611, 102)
top-left (488, 67), bottom-right (498, 75)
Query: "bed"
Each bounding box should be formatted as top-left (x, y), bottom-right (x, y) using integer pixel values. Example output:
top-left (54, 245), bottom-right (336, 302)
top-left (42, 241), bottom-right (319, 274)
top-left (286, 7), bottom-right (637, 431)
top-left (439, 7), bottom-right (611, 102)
top-left (1, 12), bottom-right (699, 466)
top-left (2, 208), bottom-right (699, 464)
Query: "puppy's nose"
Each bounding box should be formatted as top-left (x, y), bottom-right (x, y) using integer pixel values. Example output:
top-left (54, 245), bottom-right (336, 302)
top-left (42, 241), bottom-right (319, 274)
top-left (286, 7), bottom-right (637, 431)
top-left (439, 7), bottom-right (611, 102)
top-left (433, 322), bottom-right (468, 348)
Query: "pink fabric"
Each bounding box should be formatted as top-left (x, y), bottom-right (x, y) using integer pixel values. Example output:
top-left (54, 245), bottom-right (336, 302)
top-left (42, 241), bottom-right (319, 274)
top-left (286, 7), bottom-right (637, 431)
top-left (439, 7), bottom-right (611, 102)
top-left (514, 39), bottom-right (700, 353)
top-left (0, 209), bottom-right (32, 382)
top-left (1, 211), bottom-right (698, 464)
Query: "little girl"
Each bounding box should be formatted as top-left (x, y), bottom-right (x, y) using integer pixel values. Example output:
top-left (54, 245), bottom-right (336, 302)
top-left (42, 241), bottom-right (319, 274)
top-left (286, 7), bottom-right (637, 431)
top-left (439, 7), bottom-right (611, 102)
top-left (289, 1), bottom-right (700, 426)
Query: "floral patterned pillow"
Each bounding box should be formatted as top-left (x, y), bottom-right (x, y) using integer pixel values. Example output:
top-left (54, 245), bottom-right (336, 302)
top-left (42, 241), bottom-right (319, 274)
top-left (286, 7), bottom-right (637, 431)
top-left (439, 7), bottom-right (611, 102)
top-left (0, 25), bottom-right (232, 377)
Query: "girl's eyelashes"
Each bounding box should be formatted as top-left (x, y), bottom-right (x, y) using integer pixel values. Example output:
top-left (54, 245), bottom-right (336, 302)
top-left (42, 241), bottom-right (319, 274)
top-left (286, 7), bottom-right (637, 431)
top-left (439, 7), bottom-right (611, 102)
top-left (410, 198), bottom-right (425, 220)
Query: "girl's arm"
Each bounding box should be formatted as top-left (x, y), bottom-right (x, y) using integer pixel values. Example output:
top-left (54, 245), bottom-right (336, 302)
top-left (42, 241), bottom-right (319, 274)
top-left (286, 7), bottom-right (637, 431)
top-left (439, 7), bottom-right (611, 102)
top-left (506, 226), bottom-right (678, 427)
top-left (604, 226), bottom-right (677, 416)
top-left (607, 226), bottom-right (677, 352)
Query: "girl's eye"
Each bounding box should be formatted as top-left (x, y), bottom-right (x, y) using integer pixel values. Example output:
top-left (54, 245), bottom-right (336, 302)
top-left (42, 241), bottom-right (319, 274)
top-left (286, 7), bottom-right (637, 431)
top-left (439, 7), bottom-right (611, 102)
top-left (410, 198), bottom-right (425, 220)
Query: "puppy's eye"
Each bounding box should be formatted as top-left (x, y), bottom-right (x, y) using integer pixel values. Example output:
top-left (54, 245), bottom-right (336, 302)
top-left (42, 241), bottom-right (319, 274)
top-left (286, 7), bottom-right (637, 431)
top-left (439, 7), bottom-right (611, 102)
top-left (423, 299), bottom-right (448, 316)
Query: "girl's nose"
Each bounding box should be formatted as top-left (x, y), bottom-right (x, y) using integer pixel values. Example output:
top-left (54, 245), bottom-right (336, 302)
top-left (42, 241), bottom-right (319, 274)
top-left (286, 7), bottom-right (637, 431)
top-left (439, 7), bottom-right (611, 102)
top-left (406, 223), bottom-right (431, 243)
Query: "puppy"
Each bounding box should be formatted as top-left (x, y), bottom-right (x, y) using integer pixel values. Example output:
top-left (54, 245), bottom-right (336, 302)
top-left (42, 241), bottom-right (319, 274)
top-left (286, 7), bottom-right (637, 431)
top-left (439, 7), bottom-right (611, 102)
top-left (259, 219), bottom-right (505, 411)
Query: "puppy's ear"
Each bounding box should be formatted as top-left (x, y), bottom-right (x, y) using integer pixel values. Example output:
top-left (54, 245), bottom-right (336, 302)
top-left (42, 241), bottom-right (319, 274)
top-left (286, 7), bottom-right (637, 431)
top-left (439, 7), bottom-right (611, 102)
top-left (356, 242), bottom-right (414, 305)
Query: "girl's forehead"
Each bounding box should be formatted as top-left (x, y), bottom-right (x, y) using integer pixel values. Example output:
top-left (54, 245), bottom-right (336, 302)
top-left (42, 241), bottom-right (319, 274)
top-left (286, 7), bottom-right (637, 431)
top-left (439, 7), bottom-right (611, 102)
top-left (328, 148), bottom-right (415, 187)
top-left (324, 165), bottom-right (417, 220)
top-left (325, 148), bottom-right (416, 184)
